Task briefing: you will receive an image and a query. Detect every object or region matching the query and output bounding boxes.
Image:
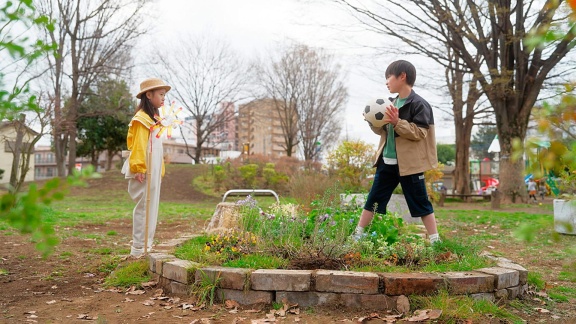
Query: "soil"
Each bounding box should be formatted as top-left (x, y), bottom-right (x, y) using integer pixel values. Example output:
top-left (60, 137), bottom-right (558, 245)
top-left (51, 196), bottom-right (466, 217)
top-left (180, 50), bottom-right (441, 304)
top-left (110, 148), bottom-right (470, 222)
top-left (1, 166), bottom-right (575, 323)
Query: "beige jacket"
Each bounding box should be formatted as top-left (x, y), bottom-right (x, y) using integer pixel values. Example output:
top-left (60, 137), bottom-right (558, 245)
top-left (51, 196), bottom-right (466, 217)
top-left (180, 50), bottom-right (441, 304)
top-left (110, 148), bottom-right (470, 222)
top-left (371, 90), bottom-right (438, 176)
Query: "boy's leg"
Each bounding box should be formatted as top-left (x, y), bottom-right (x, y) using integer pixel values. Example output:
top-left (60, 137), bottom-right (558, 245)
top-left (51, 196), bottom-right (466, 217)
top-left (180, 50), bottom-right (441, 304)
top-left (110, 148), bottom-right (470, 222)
top-left (421, 213), bottom-right (438, 236)
top-left (353, 163), bottom-right (399, 239)
top-left (399, 173), bottom-right (440, 242)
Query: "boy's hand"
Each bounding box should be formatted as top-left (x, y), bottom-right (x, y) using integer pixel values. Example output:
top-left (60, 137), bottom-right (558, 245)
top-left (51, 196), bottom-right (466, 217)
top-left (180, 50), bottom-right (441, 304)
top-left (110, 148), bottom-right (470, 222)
top-left (384, 105), bottom-right (399, 126)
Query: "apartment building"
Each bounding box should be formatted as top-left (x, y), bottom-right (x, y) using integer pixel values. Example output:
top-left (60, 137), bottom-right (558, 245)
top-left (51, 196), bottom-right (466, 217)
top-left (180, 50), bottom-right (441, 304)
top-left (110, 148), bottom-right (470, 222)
top-left (238, 99), bottom-right (295, 157)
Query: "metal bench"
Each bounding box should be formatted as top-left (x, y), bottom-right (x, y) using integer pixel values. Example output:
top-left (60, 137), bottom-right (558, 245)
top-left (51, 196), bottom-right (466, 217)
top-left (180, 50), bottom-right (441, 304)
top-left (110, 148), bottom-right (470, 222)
top-left (222, 189), bottom-right (279, 204)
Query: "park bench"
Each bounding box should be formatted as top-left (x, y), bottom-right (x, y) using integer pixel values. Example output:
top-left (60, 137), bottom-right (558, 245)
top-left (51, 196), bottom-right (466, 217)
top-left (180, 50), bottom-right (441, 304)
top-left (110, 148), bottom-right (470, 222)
top-left (221, 189), bottom-right (280, 204)
top-left (438, 192), bottom-right (490, 207)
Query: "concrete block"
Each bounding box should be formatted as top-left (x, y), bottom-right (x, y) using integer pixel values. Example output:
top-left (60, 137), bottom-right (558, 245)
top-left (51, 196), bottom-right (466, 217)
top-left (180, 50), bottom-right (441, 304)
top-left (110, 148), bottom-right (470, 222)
top-left (196, 266), bottom-right (251, 290)
top-left (497, 262), bottom-right (528, 285)
top-left (495, 288), bottom-right (509, 299)
top-left (276, 291), bottom-right (340, 308)
top-left (170, 281), bottom-right (190, 295)
top-left (315, 270), bottom-right (379, 294)
top-left (251, 269), bottom-right (312, 291)
top-left (217, 288), bottom-right (273, 305)
top-left (147, 253), bottom-right (175, 274)
top-left (507, 285), bottom-right (521, 299)
top-left (163, 260), bottom-right (200, 284)
top-left (382, 273), bottom-right (443, 295)
top-left (477, 267), bottom-right (519, 290)
top-left (339, 293), bottom-right (398, 311)
top-left (441, 271), bottom-right (495, 294)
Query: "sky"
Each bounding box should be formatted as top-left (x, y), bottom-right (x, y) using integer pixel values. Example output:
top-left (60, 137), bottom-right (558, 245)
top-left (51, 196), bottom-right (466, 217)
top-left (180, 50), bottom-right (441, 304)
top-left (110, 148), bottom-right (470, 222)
top-left (146, 0), bottom-right (456, 147)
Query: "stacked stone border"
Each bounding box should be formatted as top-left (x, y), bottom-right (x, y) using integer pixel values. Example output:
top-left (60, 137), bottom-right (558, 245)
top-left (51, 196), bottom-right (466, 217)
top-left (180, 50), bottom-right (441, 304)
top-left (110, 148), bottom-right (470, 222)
top-left (148, 236), bottom-right (528, 310)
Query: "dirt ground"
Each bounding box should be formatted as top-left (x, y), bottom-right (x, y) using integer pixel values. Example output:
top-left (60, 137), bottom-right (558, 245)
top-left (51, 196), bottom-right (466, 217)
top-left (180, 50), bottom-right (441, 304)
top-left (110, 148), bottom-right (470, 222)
top-left (1, 168), bottom-right (575, 323)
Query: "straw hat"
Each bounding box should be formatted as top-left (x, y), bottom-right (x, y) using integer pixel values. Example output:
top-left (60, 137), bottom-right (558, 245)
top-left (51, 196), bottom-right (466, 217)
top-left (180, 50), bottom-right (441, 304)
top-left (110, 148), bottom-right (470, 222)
top-left (136, 78), bottom-right (171, 99)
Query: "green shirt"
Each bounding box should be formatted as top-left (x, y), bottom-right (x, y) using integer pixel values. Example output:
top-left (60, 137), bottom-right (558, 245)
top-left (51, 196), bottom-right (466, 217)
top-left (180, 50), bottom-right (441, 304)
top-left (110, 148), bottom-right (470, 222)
top-left (382, 97), bottom-right (407, 163)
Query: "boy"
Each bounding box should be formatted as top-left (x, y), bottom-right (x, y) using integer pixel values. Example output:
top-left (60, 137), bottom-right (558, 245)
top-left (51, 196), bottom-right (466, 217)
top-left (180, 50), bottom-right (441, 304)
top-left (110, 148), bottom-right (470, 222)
top-left (352, 60), bottom-right (440, 243)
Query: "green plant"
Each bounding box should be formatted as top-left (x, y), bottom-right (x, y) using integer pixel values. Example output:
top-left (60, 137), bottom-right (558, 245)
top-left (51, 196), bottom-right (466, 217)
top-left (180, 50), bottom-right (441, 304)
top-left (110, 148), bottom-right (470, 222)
top-left (0, 268), bottom-right (8, 275)
top-left (98, 255), bottom-right (123, 274)
top-left (192, 269), bottom-right (222, 306)
top-left (411, 290), bottom-right (523, 323)
top-left (238, 164), bottom-right (259, 188)
top-left (104, 259), bottom-right (150, 288)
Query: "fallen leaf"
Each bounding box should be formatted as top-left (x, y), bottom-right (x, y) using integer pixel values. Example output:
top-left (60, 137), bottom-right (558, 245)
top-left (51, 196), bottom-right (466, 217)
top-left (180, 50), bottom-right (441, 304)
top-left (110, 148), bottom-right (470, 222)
top-left (46, 300), bottom-right (57, 305)
top-left (534, 308), bottom-right (550, 313)
top-left (405, 309), bottom-right (442, 322)
top-left (141, 281), bottom-right (157, 288)
top-left (125, 289), bottom-right (145, 295)
top-left (225, 299), bottom-right (241, 309)
top-left (243, 309), bottom-right (260, 313)
top-left (142, 300), bottom-right (155, 306)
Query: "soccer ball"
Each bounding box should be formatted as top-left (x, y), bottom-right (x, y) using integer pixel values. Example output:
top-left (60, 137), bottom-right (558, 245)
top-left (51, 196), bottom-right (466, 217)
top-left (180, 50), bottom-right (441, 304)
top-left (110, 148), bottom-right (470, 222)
top-left (363, 97), bottom-right (392, 128)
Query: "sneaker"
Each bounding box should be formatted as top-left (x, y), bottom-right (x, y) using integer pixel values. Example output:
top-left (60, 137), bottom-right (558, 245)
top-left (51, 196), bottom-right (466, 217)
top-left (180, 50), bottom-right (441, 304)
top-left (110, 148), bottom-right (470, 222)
top-left (350, 232), bottom-right (368, 242)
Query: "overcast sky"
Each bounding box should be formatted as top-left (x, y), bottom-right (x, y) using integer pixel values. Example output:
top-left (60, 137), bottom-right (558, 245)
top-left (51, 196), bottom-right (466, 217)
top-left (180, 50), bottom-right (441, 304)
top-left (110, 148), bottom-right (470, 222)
top-left (145, 0), bottom-right (455, 147)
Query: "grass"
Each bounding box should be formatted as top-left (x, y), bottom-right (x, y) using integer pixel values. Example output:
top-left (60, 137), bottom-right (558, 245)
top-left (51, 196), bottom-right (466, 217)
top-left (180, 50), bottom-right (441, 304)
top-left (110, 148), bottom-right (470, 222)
top-left (104, 259), bottom-right (150, 288)
top-left (412, 290), bottom-right (524, 323)
top-left (192, 269), bottom-right (222, 306)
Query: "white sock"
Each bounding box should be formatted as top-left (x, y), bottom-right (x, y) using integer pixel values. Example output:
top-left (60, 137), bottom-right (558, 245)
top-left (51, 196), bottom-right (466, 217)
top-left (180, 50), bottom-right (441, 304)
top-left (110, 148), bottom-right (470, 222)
top-left (354, 226), bottom-right (365, 236)
top-left (429, 233), bottom-right (440, 243)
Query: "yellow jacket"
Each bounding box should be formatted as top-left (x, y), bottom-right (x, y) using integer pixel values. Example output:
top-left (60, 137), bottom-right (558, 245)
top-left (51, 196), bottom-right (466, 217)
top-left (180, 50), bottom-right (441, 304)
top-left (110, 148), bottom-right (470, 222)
top-left (127, 110), bottom-right (165, 177)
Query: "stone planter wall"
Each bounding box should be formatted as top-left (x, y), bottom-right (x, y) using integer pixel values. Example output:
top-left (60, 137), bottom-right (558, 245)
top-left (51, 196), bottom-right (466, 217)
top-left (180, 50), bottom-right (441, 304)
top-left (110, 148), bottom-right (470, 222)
top-left (147, 251), bottom-right (528, 310)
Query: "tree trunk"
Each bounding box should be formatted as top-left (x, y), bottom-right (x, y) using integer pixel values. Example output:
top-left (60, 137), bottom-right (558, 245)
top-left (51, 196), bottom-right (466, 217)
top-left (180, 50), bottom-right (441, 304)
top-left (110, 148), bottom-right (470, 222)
top-left (9, 114), bottom-right (26, 191)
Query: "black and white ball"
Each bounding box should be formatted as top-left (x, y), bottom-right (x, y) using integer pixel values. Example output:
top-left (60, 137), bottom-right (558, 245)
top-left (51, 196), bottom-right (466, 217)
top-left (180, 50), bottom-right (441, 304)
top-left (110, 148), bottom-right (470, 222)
top-left (363, 97), bottom-right (392, 128)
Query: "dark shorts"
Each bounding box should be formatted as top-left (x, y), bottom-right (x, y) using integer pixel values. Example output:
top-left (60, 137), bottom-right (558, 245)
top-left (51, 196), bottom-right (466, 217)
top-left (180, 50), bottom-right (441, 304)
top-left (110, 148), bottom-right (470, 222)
top-left (363, 162), bottom-right (434, 217)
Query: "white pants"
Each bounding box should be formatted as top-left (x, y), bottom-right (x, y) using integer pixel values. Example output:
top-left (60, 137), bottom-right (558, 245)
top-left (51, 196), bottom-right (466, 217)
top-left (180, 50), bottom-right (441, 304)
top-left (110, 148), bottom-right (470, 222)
top-left (122, 129), bottom-right (163, 256)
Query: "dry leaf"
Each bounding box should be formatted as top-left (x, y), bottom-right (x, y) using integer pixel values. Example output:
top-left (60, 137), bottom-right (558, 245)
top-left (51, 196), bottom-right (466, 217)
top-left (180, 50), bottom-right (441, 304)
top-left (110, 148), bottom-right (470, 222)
top-left (46, 300), bottom-right (57, 305)
top-left (231, 317), bottom-right (246, 324)
top-left (77, 314), bottom-right (94, 320)
top-left (122, 297), bottom-right (134, 303)
top-left (244, 309), bottom-right (260, 313)
top-left (141, 281), bottom-right (157, 287)
top-left (225, 300), bottom-right (241, 309)
top-left (125, 289), bottom-right (145, 295)
top-left (142, 300), bottom-right (155, 306)
top-left (405, 309), bottom-right (442, 322)
top-left (534, 308), bottom-right (550, 313)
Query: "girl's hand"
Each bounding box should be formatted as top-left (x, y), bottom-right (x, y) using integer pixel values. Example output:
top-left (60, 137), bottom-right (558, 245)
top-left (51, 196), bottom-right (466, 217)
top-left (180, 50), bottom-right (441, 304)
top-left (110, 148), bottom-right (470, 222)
top-left (135, 173), bottom-right (145, 183)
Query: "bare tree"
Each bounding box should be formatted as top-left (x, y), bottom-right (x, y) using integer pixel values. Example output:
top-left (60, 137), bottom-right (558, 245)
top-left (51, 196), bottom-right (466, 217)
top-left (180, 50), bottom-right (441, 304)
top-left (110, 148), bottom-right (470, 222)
top-left (257, 44), bottom-right (347, 160)
top-left (2, 103), bottom-right (51, 193)
top-left (153, 35), bottom-right (249, 164)
top-left (38, 0), bottom-right (149, 176)
top-left (336, 0), bottom-right (576, 201)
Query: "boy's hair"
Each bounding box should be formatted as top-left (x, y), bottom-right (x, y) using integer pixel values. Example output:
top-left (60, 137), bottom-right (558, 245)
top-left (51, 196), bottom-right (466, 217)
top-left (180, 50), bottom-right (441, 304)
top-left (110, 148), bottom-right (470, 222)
top-left (136, 93), bottom-right (157, 120)
top-left (385, 60), bottom-right (416, 87)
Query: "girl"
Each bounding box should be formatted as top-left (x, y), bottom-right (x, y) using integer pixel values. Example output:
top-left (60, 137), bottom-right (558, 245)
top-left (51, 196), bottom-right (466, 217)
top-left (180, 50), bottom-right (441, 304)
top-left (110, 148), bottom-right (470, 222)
top-left (122, 78), bottom-right (171, 257)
